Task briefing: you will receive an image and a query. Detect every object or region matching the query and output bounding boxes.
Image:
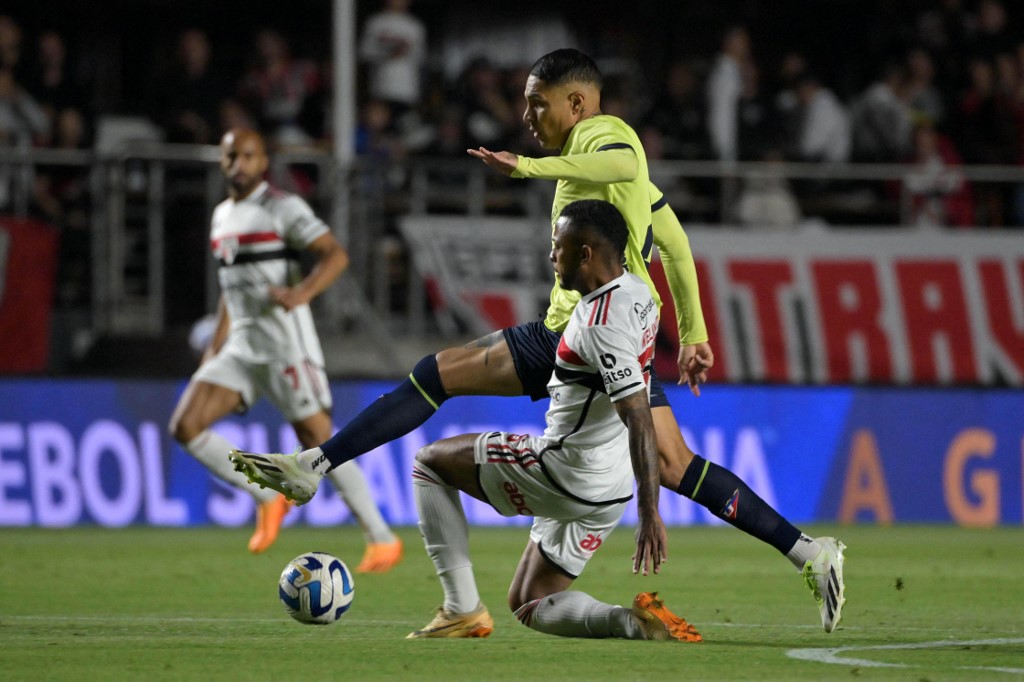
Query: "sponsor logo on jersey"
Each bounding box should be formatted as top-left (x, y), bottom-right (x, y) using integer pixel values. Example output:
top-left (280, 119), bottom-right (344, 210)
top-left (634, 298), bottom-right (655, 326)
top-left (599, 353), bottom-right (616, 369)
top-left (579, 533), bottom-right (603, 551)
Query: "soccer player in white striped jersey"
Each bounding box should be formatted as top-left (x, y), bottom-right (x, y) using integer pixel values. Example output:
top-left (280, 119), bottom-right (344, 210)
top-left (169, 128), bottom-right (402, 571)
top-left (404, 199), bottom-right (700, 640)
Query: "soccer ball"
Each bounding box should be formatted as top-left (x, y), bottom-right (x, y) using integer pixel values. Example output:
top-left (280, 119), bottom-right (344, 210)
top-left (278, 552), bottom-right (355, 625)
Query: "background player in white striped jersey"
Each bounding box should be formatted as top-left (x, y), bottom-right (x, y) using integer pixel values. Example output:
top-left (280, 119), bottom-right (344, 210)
top-left (168, 128), bottom-right (402, 571)
top-left (406, 199), bottom-right (700, 641)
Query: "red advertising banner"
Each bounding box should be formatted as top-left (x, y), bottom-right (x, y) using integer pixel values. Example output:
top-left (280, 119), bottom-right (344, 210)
top-left (398, 217), bottom-right (1024, 386)
top-left (0, 217), bottom-right (59, 373)
top-left (671, 228), bottom-right (1024, 386)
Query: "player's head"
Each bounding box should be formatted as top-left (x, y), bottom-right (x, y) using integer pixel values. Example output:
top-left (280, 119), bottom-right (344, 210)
top-left (220, 128), bottom-right (268, 199)
top-left (523, 49), bottom-right (602, 150)
top-left (550, 199), bottom-right (628, 294)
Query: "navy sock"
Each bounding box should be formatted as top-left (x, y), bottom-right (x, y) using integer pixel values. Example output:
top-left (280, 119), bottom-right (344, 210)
top-left (677, 455), bottom-right (802, 555)
top-left (319, 355), bottom-right (448, 470)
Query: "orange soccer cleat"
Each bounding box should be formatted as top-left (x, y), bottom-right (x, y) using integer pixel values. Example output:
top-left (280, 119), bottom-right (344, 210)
top-left (248, 494), bottom-right (293, 554)
top-left (356, 538), bottom-right (404, 574)
top-left (632, 591), bottom-right (703, 642)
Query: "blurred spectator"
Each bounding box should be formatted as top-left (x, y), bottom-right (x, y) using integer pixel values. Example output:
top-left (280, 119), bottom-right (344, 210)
top-left (902, 122), bottom-right (973, 228)
top-left (772, 50), bottom-right (808, 155)
top-left (151, 29), bottom-right (229, 144)
top-left (643, 60), bottom-right (708, 160)
top-left (239, 29), bottom-right (322, 146)
top-left (736, 60), bottom-right (780, 161)
top-left (706, 26), bottom-right (752, 162)
top-left (32, 107), bottom-right (91, 306)
top-left (850, 63), bottom-right (914, 162)
top-left (456, 56), bottom-right (519, 150)
top-left (28, 31), bottom-right (91, 135)
top-left (905, 47), bottom-right (946, 126)
top-left (792, 72), bottom-right (851, 162)
top-left (359, 0), bottom-right (427, 123)
top-left (0, 15), bottom-right (24, 77)
top-left (969, 0), bottom-right (1013, 60)
top-left (736, 151), bottom-right (802, 228)
top-left (954, 57), bottom-right (1017, 165)
top-left (0, 63), bottom-right (48, 148)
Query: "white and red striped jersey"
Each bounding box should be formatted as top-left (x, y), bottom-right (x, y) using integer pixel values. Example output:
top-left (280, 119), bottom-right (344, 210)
top-left (544, 271), bottom-right (658, 450)
top-left (209, 181), bottom-right (329, 363)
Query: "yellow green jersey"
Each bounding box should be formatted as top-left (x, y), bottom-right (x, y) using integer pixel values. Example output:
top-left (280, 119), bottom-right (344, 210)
top-left (511, 114), bottom-right (659, 332)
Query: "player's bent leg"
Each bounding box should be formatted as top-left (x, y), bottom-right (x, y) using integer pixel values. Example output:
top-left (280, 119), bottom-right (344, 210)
top-left (436, 331), bottom-right (523, 396)
top-left (170, 380), bottom-right (276, 500)
top-left (408, 440), bottom-right (492, 638)
top-left (508, 542), bottom-right (701, 642)
top-left (660, 406), bottom-right (847, 630)
top-left (308, 332), bottom-right (522, 476)
top-left (651, 405), bottom-right (697, 490)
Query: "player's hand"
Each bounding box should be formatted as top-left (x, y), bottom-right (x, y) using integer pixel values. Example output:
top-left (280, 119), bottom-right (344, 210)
top-left (268, 286), bottom-right (308, 312)
top-left (632, 510), bottom-right (667, 576)
top-left (678, 342), bottom-right (714, 397)
top-left (467, 147), bottom-right (519, 175)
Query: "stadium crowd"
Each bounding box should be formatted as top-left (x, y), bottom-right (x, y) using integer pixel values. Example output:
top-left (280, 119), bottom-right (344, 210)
top-left (3, 1), bottom-right (1024, 227)
top-left (2, 0), bottom-right (1024, 318)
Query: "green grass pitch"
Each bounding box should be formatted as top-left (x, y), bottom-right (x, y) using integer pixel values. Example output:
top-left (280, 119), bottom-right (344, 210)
top-left (2, 524), bottom-right (1022, 680)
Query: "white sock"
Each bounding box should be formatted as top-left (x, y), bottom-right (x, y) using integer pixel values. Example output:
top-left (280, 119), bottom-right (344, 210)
top-left (185, 430), bottom-right (277, 504)
top-left (412, 462), bottom-right (480, 614)
top-left (514, 592), bottom-right (641, 639)
top-left (297, 447), bottom-right (331, 477)
top-left (786, 533), bottom-right (822, 570)
top-left (326, 461), bottom-right (395, 544)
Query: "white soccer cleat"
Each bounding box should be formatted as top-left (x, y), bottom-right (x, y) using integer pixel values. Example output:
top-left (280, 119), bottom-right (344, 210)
top-left (228, 449), bottom-right (320, 505)
top-left (802, 536), bottom-right (846, 633)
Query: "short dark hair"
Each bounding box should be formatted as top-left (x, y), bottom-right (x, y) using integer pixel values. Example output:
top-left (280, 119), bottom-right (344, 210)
top-left (558, 199), bottom-right (628, 258)
top-left (529, 48), bottom-right (603, 90)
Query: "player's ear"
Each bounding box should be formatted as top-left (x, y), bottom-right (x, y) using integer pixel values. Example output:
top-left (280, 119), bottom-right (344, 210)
top-left (569, 90), bottom-right (585, 115)
top-left (579, 244), bottom-right (592, 264)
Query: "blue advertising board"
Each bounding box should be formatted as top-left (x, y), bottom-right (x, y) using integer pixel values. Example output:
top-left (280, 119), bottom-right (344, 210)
top-left (0, 379), bottom-right (1020, 527)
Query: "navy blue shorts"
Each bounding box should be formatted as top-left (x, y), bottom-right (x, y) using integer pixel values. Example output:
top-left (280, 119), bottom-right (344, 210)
top-left (502, 320), bottom-right (670, 408)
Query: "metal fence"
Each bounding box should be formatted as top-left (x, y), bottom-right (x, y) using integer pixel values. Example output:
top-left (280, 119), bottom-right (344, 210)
top-left (3, 144), bottom-right (1023, 365)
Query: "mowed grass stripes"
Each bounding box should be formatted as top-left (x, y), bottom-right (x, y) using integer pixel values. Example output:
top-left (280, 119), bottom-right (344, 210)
top-left (1, 525), bottom-right (1022, 680)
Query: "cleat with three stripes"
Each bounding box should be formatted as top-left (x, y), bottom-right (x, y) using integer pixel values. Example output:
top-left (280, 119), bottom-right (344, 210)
top-left (228, 449), bottom-right (321, 505)
top-left (802, 536), bottom-right (846, 633)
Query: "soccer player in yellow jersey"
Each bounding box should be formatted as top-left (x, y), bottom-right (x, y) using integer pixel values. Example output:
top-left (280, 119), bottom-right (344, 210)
top-left (232, 49), bottom-right (845, 635)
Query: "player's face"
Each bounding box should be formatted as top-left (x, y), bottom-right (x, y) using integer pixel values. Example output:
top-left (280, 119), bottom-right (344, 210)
top-left (523, 75), bottom-right (575, 150)
top-left (220, 132), bottom-right (269, 198)
top-left (550, 217), bottom-right (584, 291)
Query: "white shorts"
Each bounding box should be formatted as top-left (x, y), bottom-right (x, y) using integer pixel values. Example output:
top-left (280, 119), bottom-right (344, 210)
top-left (474, 431), bottom-right (631, 578)
top-left (193, 345), bottom-right (331, 423)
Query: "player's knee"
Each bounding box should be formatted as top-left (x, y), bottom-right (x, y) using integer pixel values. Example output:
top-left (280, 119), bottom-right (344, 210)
top-left (168, 412), bottom-right (200, 444)
top-left (414, 442), bottom-right (445, 473)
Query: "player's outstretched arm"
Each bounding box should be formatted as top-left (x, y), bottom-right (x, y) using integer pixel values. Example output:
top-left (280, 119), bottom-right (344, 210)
top-left (650, 184), bottom-right (714, 394)
top-left (269, 232), bottom-right (349, 311)
top-left (466, 147), bottom-right (520, 175)
top-left (615, 390), bottom-right (666, 576)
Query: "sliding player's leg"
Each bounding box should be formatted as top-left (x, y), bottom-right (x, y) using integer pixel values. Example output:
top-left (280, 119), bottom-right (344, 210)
top-left (407, 434), bottom-right (493, 639)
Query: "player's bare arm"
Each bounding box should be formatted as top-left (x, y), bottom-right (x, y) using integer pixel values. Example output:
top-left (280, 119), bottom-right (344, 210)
top-left (615, 390), bottom-right (667, 576)
top-left (466, 147), bottom-right (520, 175)
top-left (268, 232), bottom-right (349, 311)
top-left (201, 296), bottom-right (232, 364)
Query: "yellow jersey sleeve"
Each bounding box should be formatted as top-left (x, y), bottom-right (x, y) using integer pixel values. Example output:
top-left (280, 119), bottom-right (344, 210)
top-left (650, 182), bottom-right (709, 344)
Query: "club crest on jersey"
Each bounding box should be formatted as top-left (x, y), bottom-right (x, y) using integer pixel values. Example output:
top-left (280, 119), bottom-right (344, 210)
top-left (721, 489), bottom-right (740, 520)
top-left (215, 235), bottom-right (240, 265)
